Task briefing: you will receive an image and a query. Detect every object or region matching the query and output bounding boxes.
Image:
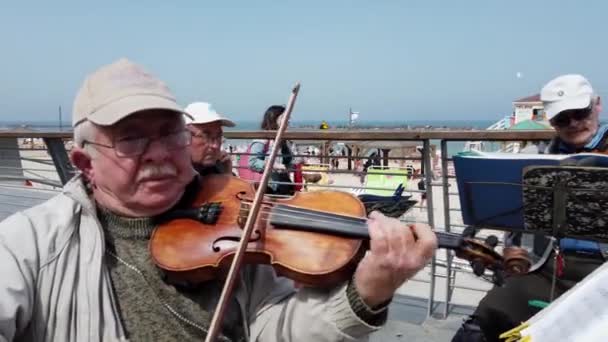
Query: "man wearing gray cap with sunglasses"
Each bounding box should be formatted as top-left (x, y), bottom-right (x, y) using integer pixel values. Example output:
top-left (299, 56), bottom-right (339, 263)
top-left (452, 74), bottom-right (607, 342)
top-left (0, 58), bottom-right (437, 342)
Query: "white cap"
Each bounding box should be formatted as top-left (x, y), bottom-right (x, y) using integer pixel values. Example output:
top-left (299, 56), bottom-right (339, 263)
top-left (184, 102), bottom-right (235, 127)
top-left (540, 74), bottom-right (594, 120)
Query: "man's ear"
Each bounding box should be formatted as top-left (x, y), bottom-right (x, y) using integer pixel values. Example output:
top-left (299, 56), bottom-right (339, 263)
top-left (595, 96), bottom-right (602, 113)
top-left (70, 147), bottom-right (94, 182)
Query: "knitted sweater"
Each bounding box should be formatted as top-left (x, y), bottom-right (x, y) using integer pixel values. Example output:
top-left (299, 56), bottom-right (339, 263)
top-left (99, 207), bottom-right (244, 342)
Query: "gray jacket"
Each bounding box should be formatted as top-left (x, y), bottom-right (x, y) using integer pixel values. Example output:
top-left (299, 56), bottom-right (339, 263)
top-left (0, 176), bottom-right (381, 341)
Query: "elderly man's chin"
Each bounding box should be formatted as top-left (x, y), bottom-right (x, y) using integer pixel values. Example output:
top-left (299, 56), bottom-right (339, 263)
top-left (202, 156), bottom-right (219, 166)
top-left (134, 180), bottom-right (186, 213)
top-left (563, 129), bottom-right (594, 147)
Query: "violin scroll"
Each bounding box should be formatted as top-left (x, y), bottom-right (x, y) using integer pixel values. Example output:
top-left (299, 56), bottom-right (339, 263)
top-left (446, 229), bottom-right (531, 286)
top-left (503, 246), bottom-right (532, 275)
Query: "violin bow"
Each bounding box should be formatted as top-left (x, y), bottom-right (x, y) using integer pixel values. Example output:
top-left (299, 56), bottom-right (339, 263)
top-left (204, 83), bottom-right (301, 342)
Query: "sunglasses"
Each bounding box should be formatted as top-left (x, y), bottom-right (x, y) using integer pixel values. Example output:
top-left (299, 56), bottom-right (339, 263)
top-left (550, 106), bottom-right (593, 128)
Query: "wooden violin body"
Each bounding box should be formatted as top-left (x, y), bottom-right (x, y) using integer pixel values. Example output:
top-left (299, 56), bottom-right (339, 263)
top-left (151, 174), bottom-right (368, 288)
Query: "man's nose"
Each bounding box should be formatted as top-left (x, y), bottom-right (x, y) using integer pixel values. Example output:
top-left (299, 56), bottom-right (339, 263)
top-left (207, 138), bottom-right (222, 148)
top-left (568, 118), bottom-right (583, 129)
top-left (142, 138), bottom-right (171, 162)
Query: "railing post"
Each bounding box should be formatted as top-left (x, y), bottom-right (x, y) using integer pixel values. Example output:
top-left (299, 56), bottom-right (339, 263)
top-left (0, 137), bottom-right (24, 180)
top-left (441, 139), bottom-right (454, 319)
top-left (43, 138), bottom-right (74, 185)
top-left (423, 139), bottom-right (436, 318)
top-left (381, 148), bottom-right (390, 167)
top-left (346, 145), bottom-right (353, 170)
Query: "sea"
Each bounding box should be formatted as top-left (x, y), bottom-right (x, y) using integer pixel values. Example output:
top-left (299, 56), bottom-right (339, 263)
top-left (0, 119), bottom-right (496, 131)
top-left (0, 119), bottom-right (497, 157)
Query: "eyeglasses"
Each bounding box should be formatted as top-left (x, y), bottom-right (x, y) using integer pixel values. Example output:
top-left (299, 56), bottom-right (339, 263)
top-left (84, 130), bottom-right (192, 157)
top-left (188, 130), bottom-right (224, 144)
top-left (550, 106), bottom-right (593, 128)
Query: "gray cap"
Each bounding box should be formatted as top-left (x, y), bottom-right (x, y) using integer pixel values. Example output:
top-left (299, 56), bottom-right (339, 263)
top-left (72, 58), bottom-right (187, 127)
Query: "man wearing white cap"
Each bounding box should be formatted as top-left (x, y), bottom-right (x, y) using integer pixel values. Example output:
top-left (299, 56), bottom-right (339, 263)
top-left (543, 74), bottom-right (606, 153)
top-left (184, 101), bottom-right (235, 175)
top-left (453, 74), bottom-right (606, 342)
top-left (0, 58), bottom-right (437, 342)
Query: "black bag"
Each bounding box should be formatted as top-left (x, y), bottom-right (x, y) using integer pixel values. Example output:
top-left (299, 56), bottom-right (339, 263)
top-left (269, 171), bottom-right (295, 196)
top-left (451, 316), bottom-right (488, 342)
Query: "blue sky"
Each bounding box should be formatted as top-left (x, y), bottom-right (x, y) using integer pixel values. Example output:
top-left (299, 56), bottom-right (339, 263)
top-left (1, 1), bottom-right (607, 123)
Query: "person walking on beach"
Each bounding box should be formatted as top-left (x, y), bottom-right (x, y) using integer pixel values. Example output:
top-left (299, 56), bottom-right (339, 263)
top-left (360, 151), bottom-right (376, 185)
top-left (417, 178), bottom-right (426, 209)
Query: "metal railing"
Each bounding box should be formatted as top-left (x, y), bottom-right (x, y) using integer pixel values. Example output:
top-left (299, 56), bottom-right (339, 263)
top-left (0, 129), bottom-right (556, 318)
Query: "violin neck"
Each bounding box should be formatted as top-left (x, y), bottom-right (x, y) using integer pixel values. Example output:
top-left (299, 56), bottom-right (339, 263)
top-left (270, 204), bottom-right (369, 238)
top-left (270, 204), bottom-right (463, 251)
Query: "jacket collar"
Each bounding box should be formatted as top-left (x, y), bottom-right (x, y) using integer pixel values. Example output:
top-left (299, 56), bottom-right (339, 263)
top-left (62, 174), bottom-right (97, 213)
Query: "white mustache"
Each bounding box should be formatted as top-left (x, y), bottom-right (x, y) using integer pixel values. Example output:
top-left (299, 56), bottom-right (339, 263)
top-left (136, 164), bottom-right (178, 182)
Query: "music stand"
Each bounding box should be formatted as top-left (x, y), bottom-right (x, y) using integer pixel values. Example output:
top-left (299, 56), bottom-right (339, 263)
top-left (522, 165), bottom-right (608, 243)
top-left (522, 165), bottom-right (608, 300)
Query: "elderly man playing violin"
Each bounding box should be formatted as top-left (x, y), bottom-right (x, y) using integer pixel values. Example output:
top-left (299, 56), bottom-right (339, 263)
top-left (185, 101), bottom-right (236, 176)
top-left (0, 58), bottom-right (437, 342)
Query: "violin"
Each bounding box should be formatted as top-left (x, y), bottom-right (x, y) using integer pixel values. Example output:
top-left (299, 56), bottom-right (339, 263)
top-left (150, 173), bottom-right (531, 288)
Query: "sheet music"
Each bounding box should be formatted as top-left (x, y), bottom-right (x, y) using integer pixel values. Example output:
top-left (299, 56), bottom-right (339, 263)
top-left (519, 261), bottom-right (608, 341)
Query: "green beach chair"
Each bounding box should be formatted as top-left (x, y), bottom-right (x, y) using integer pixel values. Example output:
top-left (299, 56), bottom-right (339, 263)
top-left (363, 166), bottom-right (410, 196)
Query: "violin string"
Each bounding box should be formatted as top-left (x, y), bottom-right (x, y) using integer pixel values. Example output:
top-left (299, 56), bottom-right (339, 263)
top-left (236, 204), bottom-right (458, 238)
top-left (235, 198), bottom-right (416, 230)
top-left (238, 202), bottom-right (367, 227)
top-left (239, 198), bottom-right (416, 206)
top-left (236, 200), bottom-right (438, 234)
top-left (256, 209), bottom-right (359, 227)
top-left (232, 206), bottom-right (464, 254)
top-left (236, 205), bottom-right (366, 233)
top-left (239, 207), bottom-right (359, 229)
top-left (233, 209), bottom-right (493, 274)
top-left (239, 201), bottom-right (367, 223)
top-left (235, 199), bottom-right (418, 208)
top-left (238, 208), bottom-right (460, 244)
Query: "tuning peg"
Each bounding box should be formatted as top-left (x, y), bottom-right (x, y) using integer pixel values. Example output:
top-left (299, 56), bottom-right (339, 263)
top-left (471, 260), bottom-right (486, 277)
top-left (492, 270), bottom-right (505, 287)
top-left (462, 226), bottom-right (477, 239)
top-left (484, 235), bottom-right (499, 248)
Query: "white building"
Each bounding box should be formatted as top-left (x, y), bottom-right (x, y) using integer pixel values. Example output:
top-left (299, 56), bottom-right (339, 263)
top-left (511, 93), bottom-right (546, 125)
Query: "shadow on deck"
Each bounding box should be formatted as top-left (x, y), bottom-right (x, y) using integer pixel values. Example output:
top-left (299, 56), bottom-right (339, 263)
top-left (370, 295), bottom-right (472, 342)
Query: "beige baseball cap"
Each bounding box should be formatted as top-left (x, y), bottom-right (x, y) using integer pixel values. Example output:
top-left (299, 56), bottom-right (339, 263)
top-left (72, 58), bottom-right (188, 127)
